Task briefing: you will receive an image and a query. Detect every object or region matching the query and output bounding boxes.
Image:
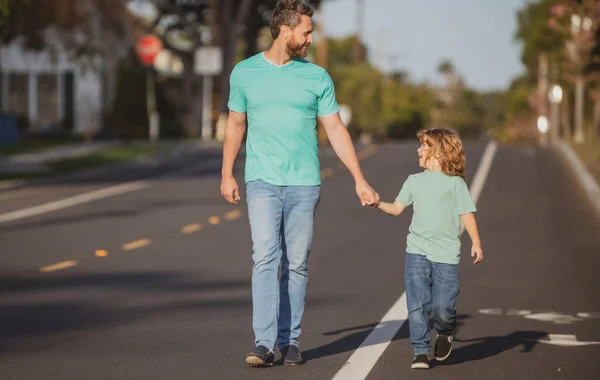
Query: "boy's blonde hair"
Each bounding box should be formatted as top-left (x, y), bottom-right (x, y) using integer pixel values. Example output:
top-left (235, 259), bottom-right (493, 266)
top-left (417, 128), bottom-right (466, 178)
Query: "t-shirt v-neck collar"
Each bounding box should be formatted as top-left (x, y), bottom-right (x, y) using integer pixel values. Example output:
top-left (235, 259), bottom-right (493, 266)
top-left (261, 52), bottom-right (295, 68)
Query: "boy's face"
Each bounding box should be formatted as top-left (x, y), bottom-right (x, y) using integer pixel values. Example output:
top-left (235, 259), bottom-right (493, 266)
top-left (417, 141), bottom-right (439, 170)
top-left (417, 142), bottom-right (429, 168)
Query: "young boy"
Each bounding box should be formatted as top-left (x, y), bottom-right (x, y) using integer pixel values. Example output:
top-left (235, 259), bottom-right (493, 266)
top-left (375, 128), bottom-right (483, 370)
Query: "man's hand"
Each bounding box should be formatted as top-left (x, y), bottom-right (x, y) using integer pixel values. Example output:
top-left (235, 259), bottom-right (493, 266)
top-left (221, 176), bottom-right (241, 205)
top-left (471, 243), bottom-right (483, 264)
top-left (356, 180), bottom-right (380, 206)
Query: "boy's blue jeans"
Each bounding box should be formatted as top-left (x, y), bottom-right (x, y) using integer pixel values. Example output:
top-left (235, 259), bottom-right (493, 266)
top-left (246, 180), bottom-right (320, 350)
top-left (405, 253), bottom-right (460, 356)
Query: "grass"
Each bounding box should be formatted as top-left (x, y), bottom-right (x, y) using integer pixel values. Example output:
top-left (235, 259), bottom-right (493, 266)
top-left (570, 138), bottom-right (600, 185)
top-left (48, 145), bottom-right (159, 173)
top-left (0, 139), bottom-right (79, 156)
top-left (0, 144), bottom-right (159, 181)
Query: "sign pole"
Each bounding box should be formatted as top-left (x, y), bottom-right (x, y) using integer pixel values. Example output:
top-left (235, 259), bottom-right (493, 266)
top-left (135, 35), bottom-right (163, 143)
top-left (194, 47), bottom-right (223, 141)
top-left (147, 68), bottom-right (159, 143)
top-left (201, 74), bottom-right (213, 140)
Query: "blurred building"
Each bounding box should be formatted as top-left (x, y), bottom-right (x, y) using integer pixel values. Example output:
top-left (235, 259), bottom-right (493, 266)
top-left (0, 37), bottom-right (102, 135)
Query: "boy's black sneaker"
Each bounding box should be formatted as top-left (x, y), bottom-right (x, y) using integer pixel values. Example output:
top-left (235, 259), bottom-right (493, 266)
top-left (434, 333), bottom-right (453, 361)
top-left (411, 354), bottom-right (430, 369)
top-left (280, 344), bottom-right (305, 365)
top-left (245, 345), bottom-right (275, 367)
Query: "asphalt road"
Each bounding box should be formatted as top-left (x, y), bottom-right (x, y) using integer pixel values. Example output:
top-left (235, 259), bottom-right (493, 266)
top-left (0, 140), bottom-right (598, 380)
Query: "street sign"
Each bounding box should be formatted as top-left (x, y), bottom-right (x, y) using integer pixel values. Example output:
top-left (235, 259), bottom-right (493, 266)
top-left (136, 35), bottom-right (162, 66)
top-left (194, 47), bottom-right (222, 75)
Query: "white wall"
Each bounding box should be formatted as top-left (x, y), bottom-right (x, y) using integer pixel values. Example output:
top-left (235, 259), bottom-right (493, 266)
top-left (0, 38), bottom-right (102, 134)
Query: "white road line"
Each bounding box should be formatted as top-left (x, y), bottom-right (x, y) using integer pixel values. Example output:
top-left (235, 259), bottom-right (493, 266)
top-left (0, 182), bottom-right (149, 225)
top-left (331, 141), bottom-right (498, 380)
top-left (332, 294), bottom-right (407, 380)
top-left (0, 157), bottom-right (221, 225)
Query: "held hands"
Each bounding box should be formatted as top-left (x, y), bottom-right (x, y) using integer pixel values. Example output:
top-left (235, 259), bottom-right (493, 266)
top-left (356, 179), bottom-right (380, 207)
top-left (220, 176), bottom-right (241, 205)
top-left (471, 243), bottom-right (483, 264)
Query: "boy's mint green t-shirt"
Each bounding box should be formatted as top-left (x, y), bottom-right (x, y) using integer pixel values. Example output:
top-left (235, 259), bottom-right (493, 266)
top-left (227, 53), bottom-right (340, 186)
top-left (396, 171), bottom-right (477, 264)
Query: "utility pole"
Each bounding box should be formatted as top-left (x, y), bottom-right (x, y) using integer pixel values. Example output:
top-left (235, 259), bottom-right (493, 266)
top-left (538, 53), bottom-right (549, 145)
top-left (353, 0), bottom-right (364, 65)
top-left (316, 3), bottom-right (327, 69)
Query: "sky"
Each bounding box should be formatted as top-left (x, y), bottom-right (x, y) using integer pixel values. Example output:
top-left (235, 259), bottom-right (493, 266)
top-left (321, 0), bottom-right (529, 91)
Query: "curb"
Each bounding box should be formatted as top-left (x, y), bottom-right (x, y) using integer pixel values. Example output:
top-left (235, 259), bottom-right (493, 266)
top-left (555, 140), bottom-right (600, 217)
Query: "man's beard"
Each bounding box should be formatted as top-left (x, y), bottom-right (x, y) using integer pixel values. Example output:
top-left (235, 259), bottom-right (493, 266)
top-left (286, 39), bottom-right (307, 58)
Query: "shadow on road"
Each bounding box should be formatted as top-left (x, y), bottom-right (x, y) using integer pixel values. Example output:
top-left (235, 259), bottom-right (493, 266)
top-left (0, 272), bottom-right (250, 353)
top-left (304, 314), bottom-right (546, 366)
top-left (0, 270), bottom-right (339, 355)
top-left (304, 314), bottom-right (471, 362)
top-left (433, 330), bottom-right (547, 367)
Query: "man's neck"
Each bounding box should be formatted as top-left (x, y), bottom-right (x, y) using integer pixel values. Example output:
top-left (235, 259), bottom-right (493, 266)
top-left (264, 43), bottom-right (293, 66)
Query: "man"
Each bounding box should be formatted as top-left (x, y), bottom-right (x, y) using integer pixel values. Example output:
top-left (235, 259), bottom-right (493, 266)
top-left (220, 0), bottom-right (379, 367)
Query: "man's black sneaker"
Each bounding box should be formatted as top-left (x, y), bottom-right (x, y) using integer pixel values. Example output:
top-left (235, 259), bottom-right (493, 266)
top-left (411, 354), bottom-right (430, 369)
top-left (245, 345), bottom-right (275, 367)
top-left (280, 344), bottom-right (305, 365)
top-left (434, 333), bottom-right (453, 361)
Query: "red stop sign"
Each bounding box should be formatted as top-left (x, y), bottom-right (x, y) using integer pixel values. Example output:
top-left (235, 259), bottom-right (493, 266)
top-left (136, 35), bottom-right (162, 66)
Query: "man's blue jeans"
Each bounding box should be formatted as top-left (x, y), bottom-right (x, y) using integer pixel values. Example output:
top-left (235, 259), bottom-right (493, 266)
top-left (246, 180), bottom-right (320, 350)
top-left (405, 253), bottom-right (460, 355)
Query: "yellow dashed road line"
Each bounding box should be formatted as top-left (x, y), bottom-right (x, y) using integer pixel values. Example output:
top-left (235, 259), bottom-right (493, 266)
top-left (224, 209), bottom-right (242, 221)
top-left (208, 216), bottom-right (221, 225)
top-left (39, 260), bottom-right (77, 273)
top-left (95, 250), bottom-right (108, 257)
top-left (122, 239), bottom-right (151, 251)
top-left (181, 223), bottom-right (203, 234)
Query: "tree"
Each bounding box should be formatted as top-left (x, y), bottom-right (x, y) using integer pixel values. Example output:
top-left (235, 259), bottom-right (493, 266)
top-left (546, 0), bottom-right (600, 142)
top-left (515, 0), bottom-right (565, 80)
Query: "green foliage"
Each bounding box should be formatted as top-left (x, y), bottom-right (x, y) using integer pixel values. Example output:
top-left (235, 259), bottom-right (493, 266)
top-left (504, 75), bottom-right (534, 122)
top-left (329, 64), bottom-right (385, 134)
top-left (383, 82), bottom-right (435, 139)
top-left (514, 0), bottom-right (564, 78)
top-left (103, 52), bottom-right (182, 139)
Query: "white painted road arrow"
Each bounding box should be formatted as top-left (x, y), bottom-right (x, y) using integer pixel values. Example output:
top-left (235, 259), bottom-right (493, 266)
top-left (525, 334), bottom-right (600, 347)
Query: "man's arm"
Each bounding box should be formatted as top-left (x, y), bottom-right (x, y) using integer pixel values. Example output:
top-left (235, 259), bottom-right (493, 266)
top-left (318, 112), bottom-right (379, 206)
top-left (220, 111), bottom-right (247, 205)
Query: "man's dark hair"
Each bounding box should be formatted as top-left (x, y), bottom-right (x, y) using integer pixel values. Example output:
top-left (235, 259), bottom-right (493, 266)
top-left (270, 0), bottom-right (313, 39)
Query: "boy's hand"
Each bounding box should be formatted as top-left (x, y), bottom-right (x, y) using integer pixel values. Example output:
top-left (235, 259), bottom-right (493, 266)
top-left (471, 243), bottom-right (483, 264)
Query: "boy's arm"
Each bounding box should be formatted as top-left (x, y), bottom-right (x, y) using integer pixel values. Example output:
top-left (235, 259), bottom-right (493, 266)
top-left (376, 200), bottom-right (406, 217)
top-left (460, 212), bottom-right (483, 264)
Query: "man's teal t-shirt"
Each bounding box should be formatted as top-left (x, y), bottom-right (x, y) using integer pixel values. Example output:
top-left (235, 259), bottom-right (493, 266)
top-left (396, 171), bottom-right (477, 264)
top-left (227, 53), bottom-right (340, 186)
